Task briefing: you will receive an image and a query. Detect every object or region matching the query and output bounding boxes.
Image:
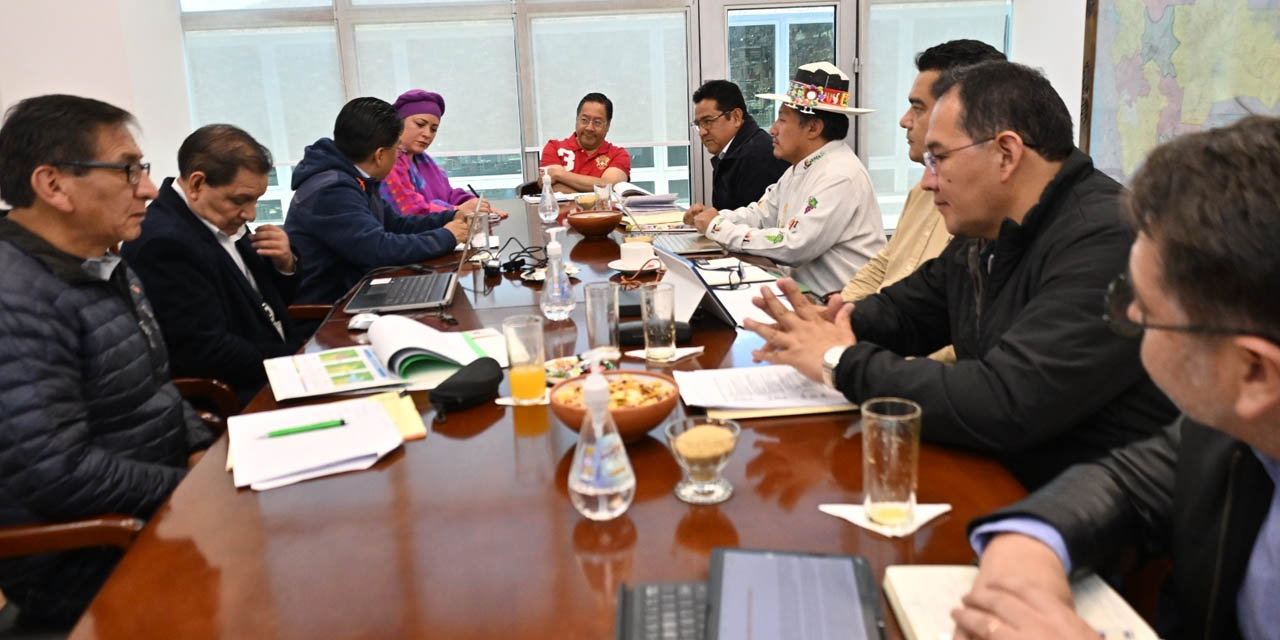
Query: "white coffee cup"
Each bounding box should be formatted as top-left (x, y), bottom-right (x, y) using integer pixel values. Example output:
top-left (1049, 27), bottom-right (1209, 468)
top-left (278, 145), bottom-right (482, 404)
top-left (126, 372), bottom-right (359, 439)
top-left (619, 241), bottom-right (656, 270)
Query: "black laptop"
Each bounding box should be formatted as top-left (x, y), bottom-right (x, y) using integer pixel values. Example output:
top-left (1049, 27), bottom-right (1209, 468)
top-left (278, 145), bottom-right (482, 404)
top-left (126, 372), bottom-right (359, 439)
top-left (343, 249), bottom-right (468, 313)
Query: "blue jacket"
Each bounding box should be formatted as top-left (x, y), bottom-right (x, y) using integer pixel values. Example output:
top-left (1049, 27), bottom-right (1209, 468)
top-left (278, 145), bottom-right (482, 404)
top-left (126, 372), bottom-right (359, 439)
top-left (121, 179), bottom-right (305, 406)
top-left (0, 217), bottom-right (213, 627)
top-left (284, 138), bottom-right (457, 304)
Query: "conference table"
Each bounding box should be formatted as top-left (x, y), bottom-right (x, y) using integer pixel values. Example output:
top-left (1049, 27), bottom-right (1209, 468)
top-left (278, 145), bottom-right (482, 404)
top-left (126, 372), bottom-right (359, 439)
top-left (69, 199), bottom-right (1027, 639)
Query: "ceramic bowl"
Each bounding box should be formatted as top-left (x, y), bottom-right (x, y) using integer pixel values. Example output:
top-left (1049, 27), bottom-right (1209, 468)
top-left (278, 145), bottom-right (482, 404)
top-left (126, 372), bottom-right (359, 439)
top-left (549, 370), bottom-right (679, 443)
top-left (566, 210), bottom-right (624, 238)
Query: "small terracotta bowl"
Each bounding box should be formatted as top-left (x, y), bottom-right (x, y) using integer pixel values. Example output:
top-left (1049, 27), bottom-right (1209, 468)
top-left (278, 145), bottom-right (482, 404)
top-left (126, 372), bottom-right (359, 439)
top-left (549, 370), bottom-right (679, 442)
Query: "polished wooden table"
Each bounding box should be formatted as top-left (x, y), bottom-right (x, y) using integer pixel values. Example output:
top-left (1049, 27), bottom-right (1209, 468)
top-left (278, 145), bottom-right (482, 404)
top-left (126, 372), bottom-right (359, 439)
top-left (70, 200), bottom-right (1026, 639)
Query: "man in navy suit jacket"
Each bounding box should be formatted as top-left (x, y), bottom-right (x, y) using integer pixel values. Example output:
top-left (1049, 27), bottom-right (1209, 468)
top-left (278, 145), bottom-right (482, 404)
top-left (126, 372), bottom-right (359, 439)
top-left (121, 125), bottom-right (305, 407)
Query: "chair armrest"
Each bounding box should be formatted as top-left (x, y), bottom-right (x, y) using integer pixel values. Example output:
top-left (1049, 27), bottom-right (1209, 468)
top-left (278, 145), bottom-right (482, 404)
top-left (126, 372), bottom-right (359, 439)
top-left (287, 304), bottom-right (331, 321)
top-left (173, 377), bottom-right (238, 419)
top-left (0, 516), bottom-right (145, 557)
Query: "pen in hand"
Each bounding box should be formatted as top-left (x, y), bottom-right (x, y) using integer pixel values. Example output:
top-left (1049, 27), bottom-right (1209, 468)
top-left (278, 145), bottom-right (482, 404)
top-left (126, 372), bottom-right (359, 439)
top-left (264, 418), bottom-right (346, 439)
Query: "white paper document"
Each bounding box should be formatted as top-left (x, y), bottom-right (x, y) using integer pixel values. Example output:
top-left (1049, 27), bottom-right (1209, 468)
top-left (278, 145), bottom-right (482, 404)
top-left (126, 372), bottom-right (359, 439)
top-left (712, 283), bottom-right (794, 328)
top-left (673, 365), bottom-right (852, 410)
top-left (227, 397), bottom-right (404, 491)
top-left (521, 191), bottom-right (588, 203)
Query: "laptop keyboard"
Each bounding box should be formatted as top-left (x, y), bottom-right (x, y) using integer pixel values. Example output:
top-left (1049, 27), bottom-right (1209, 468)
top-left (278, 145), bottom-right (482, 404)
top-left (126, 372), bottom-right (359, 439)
top-left (633, 582), bottom-right (707, 640)
top-left (652, 233), bottom-right (720, 255)
top-left (381, 273), bottom-right (450, 307)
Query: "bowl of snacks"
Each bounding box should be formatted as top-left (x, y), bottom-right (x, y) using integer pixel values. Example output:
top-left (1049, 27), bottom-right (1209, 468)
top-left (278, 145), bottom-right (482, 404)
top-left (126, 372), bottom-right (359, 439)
top-left (566, 209), bottom-right (624, 238)
top-left (549, 370), bottom-right (679, 442)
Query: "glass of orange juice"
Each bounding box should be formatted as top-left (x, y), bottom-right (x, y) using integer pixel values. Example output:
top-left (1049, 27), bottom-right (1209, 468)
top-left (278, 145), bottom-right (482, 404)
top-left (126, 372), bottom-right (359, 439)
top-left (503, 315), bottom-right (546, 405)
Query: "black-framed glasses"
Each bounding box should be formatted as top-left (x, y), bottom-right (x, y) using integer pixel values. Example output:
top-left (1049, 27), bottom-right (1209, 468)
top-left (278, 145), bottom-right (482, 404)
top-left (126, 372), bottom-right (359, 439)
top-left (690, 111), bottom-right (730, 131)
top-left (1104, 272), bottom-right (1280, 343)
top-left (922, 137), bottom-right (994, 176)
top-left (58, 160), bottom-right (151, 186)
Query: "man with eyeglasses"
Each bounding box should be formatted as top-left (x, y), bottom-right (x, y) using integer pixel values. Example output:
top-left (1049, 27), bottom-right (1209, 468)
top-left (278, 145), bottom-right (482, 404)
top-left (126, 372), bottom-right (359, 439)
top-left (743, 61), bottom-right (1177, 489)
top-left (838, 41), bottom-right (1005, 366)
top-left (690, 80), bottom-right (789, 210)
top-left (0, 94), bottom-right (214, 630)
top-left (539, 92), bottom-right (630, 193)
top-left (951, 115), bottom-right (1280, 640)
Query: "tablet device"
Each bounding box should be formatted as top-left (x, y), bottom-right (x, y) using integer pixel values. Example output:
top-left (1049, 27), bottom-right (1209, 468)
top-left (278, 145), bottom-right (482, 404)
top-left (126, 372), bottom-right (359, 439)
top-left (707, 548), bottom-right (884, 640)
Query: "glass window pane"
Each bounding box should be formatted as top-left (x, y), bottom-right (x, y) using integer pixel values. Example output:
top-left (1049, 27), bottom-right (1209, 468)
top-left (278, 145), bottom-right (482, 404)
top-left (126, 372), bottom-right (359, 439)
top-left (728, 7), bottom-right (835, 127)
top-left (531, 13), bottom-right (689, 199)
top-left (181, 0), bottom-right (329, 11)
top-left (185, 27), bottom-right (345, 166)
top-left (352, 0), bottom-right (495, 4)
top-left (865, 1), bottom-right (1010, 227)
top-left (531, 14), bottom-right (689, 146)
top-left (354, 20), bottom-right (523, 199)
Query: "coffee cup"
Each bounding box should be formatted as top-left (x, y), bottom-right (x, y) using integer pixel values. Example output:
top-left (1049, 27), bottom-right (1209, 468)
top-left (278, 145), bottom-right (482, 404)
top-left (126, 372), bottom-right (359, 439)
top-left (619, 242), bottom-right (656, 270)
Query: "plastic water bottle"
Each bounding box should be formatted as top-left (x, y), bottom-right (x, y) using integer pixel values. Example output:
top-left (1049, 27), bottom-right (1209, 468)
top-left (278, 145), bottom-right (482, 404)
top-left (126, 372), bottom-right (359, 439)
top-left (540, 227), bottom-right (575, 321)
top-left (538, 170), bottom-right (558, 224)
top-left (568, 356), bottom-right (635, 521)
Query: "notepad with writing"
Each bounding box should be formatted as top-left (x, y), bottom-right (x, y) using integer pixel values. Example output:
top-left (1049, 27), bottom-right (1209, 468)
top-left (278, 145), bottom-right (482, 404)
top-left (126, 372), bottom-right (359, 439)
top-left (883, 565), bottom-right (1158, 640)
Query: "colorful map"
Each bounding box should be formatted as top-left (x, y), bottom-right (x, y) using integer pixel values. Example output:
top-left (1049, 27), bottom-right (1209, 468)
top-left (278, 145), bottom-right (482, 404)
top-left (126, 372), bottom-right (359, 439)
top-left (1089, 0), bottom-right (1280, 181)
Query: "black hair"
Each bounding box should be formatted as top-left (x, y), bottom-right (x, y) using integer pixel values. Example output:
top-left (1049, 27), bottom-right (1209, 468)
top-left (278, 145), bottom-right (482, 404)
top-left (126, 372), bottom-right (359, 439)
top-left (916, 39), bottom-right (1005, 77)
top-left (794, 107), bottom-right (849, 142)
top-left (577, 93), bottom-right (614, 122)
top-left (178, 124), bottom-right (272, 187)
top-left (333, 97), bottom-right (403, 163)
top-left (931, 61), bottom-right (1074, 161)
top-left (692, 80), bottom-right (749, 119)
top-left (0, 94), bottom-right (135, 208)
top-left (1126, 115), bottom-right (1280, 337)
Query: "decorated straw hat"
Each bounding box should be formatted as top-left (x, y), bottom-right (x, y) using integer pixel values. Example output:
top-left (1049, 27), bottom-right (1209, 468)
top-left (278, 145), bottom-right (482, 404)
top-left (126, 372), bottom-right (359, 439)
top-left (756, 61), bottom-right (872, 116)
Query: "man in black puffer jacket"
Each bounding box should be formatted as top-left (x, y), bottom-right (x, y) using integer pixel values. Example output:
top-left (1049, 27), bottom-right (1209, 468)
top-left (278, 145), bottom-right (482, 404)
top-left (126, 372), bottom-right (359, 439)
top-left (953, 117), bottom-right (1280, 640)
top-left (0, 95), bottom-right (213, 631)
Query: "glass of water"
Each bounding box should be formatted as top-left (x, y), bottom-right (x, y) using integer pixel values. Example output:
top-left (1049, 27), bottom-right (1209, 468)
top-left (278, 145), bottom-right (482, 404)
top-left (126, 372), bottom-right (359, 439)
top-left (593, 182), bottom-right (613, 211)
top-left (860, 397), bottom-right (922, 533)
top-left (584, 282), bottom-right (620, 365)
top-left (641, 282), bottom-right (676, 362)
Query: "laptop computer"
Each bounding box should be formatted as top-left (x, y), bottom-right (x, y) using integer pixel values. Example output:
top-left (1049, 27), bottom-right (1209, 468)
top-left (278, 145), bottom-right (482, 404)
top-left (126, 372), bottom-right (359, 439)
top-left (343, 248), bottom-right (468, 313)
top-left (651, 232), bottom-right (724, 256)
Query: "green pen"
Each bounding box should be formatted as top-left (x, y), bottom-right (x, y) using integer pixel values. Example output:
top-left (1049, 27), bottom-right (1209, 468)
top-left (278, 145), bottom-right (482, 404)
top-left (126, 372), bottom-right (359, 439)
top-left (265, 418), bottom-right (346, 438)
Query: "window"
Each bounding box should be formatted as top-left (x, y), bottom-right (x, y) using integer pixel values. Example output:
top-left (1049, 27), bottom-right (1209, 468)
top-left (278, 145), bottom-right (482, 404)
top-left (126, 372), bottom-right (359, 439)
top-left (531, 13), bottom-right (691, 201)
top-left (180, 2), bottom-right (691, 216)
top-left (354, 20), bottom-right (522, 198)
top-left (865, 0), bottom-right (1010, 228)
top-left (728, 7), bottom-right (836, 127)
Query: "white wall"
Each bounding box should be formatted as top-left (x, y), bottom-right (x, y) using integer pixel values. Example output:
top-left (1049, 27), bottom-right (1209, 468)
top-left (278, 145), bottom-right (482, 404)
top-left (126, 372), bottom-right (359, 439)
top-left (0, 0), bottom-right (191, 182)
top-left (1010, 0), bottom-right (1087, 144)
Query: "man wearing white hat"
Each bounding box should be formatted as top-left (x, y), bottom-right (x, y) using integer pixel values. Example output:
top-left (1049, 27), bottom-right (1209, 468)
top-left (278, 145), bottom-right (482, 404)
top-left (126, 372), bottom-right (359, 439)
top-left (684, 62), bottom-right (885, 296)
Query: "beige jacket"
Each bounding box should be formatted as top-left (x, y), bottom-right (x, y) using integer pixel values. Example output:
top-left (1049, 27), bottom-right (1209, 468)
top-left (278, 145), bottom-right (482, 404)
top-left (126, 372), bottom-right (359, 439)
top-left (841, 181), bottom-right (955, 363)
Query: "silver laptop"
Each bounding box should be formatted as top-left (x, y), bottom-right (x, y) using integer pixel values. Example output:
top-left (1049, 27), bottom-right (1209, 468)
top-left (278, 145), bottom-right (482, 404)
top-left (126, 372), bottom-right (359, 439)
top-left (652, 232), bottom-right (724, 255)
top-left (343, 248), bottom-right (468, 313)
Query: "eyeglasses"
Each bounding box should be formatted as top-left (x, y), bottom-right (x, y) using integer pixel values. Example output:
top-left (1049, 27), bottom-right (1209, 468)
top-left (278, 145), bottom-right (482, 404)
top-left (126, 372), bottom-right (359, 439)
top-left (58, 160), bottom-right (151, 186)
top-left (577, 116), bottom-right (607, 129)
top-left (690, 112), bottom-right (730, 131)
top-left (922, 137), bottom-right (993, 176)
top-left (1104, 272), bottom-right (1280, 343)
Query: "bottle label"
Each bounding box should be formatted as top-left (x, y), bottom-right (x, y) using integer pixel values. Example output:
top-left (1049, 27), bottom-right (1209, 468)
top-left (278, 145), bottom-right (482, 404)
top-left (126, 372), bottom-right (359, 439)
top-left (576, 433), bottom-right (634, 489)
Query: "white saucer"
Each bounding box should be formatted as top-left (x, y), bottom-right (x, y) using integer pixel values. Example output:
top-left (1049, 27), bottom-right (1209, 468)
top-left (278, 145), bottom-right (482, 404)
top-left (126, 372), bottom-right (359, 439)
top-left (608, 259), bottom-right (659, 275)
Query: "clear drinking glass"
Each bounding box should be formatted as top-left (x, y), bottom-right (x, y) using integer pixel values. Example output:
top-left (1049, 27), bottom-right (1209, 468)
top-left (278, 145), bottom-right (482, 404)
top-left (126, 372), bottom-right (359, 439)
top-left (860, 397), bottom-right (922, 532)
top-left (503, 315), bottom-right (546, 405)
top-left (466, 211), bottom-right (490, 255)
top-left (584, 282), bottom-right (620, 365)
top-left (641, 282), bottom-right (675, 362)
top-left (592, 182), bottom-right (613, 211)
top-left (666, 417), bottom-right (741, 504)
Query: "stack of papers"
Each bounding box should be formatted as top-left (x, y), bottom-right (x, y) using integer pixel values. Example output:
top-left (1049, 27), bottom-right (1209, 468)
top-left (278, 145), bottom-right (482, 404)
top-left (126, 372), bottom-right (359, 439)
top-left (673, 365), bottom-right (856, 419)
top-left (227, 395), bottom-right (406, 491)
top-left (620, 193), bottom-right (680, 213)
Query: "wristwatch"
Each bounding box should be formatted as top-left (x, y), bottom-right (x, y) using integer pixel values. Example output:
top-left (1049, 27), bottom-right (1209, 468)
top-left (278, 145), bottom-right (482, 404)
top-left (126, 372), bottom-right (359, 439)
top-left (821, 345), bottom-right (846, 388)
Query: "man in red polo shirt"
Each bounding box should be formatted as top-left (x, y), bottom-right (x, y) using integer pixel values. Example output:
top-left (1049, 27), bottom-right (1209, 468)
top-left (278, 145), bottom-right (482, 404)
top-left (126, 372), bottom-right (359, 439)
top-left (539, 92), bottom-right (630, 193)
